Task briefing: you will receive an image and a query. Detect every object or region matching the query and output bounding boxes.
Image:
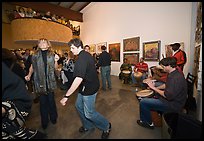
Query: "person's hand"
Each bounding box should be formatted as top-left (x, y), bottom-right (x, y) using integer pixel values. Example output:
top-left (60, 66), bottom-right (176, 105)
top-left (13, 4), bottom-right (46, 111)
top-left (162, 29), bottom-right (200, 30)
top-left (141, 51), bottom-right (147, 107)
top-left (60, 97), bottom-right (68, 106)
top-left (145, 80), bottom-right (155, 89)
top-left (25, 75), bottom-right (30, 81)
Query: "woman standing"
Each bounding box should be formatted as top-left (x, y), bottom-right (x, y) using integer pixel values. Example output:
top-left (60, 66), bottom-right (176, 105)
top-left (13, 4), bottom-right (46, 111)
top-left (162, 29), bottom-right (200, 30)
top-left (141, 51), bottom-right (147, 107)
top-left (25, 38), bottom-right (59, 130)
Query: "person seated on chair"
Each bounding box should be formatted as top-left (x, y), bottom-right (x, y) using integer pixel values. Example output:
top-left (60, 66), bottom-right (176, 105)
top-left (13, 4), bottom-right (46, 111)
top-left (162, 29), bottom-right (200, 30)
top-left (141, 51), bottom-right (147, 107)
top-left (131, 57), bottom-right (148, 88)
top-left (136, 57), bottom-right (187, 129)
top-left (119, 58), bottom-right (132, 84)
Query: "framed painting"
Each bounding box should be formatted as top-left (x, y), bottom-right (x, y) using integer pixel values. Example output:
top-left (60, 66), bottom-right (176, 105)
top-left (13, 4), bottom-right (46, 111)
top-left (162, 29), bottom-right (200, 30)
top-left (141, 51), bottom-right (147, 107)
top-left (123, 37), bottom-right (140, 52)
top-left (89, 44), bottom-right (96, 54)
top-left (143, 40), bottom-right (160, 61)
top-left (123, 53), bottom-right (139, 65)
top-left (96, 42), bottom-right (107, 54)
top-left (165, 42), bottom-right (184, 57)
top-left (109, 43), bottom-right (120, 62)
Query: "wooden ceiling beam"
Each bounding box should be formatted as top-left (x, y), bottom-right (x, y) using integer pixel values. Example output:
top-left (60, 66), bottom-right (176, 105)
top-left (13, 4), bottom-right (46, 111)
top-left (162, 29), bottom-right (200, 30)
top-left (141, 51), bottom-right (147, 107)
top-left (9, 2), bottom-right (83, 22)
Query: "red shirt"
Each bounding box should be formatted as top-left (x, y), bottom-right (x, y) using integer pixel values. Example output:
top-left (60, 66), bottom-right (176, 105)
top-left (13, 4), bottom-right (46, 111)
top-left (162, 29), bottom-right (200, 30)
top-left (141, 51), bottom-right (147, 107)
top-left (135, 62), bottom-right (148, 73)
top-left (173, 49), bottom-right (186, 71)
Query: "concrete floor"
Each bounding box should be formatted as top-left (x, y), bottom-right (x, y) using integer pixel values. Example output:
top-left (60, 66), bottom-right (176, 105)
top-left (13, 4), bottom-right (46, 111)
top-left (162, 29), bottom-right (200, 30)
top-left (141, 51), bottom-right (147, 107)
top-left (25, 75), bottom-right (163, 139)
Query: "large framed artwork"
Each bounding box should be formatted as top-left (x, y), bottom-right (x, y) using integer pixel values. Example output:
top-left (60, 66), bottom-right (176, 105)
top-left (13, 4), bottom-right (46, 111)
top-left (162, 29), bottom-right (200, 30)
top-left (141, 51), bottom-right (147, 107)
top-left (143, 40), bottom-right (160, 61)
top-left (109, 43), bottom-right (120, 62)
top-left (123, 37), bottom-right (140, 52)
top-left (96, 42), bottom-right (107, 54)
top-left (123, 53), bottom-right (139, 65)
top-left (165, 42), bottom-right (184, 57)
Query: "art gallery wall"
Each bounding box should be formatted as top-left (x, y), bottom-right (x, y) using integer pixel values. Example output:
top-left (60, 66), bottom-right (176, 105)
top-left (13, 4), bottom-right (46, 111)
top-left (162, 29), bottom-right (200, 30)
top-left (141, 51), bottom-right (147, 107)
top-left (80, 2), bottom-right (193, 77)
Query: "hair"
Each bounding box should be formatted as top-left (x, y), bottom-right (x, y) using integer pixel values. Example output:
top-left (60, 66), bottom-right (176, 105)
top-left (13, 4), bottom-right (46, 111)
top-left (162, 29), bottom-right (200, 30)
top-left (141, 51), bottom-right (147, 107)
top-left (2, 48), bottom-right (17, 63)
top-left (35, 38), bottom-right (54, 56)
top-left (84, 45), bottom-right (90, 49)
top-left (101, 45), bottom-right (106, 51)
top-left (68, 38), bottom-right (83, 49)
top-left (159, 57), bottom-right (177, 68)
top-left (170, 43), bottom-right (181, 51)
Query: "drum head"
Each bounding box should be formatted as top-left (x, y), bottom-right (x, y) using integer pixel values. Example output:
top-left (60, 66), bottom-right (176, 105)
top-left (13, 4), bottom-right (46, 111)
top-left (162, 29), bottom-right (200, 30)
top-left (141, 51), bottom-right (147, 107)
top-left (122, 70), bottom-right (131, 74)
top-left (136, 89), bottom-right (154, 97)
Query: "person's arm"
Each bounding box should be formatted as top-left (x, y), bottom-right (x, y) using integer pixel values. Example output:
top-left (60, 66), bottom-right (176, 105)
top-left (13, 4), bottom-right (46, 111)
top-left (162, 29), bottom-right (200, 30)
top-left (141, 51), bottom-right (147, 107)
top-left (25, 64), bottom-right (33, 81)
top-left (60, 77), bottom-right (83, 106)
top-left (145, 81), bottom-right (166, 98)
top-left (2, 107), bottom-right (6, 116)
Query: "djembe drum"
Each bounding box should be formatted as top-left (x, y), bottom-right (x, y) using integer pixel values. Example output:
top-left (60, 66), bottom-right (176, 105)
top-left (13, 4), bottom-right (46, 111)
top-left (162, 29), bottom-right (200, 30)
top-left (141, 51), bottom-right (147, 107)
top-left (133, 71), bottom-right (143, 87)
top-left (135, 89), bottom-right (154, 100)
top-left (122, 70), bottom-right (131, 84)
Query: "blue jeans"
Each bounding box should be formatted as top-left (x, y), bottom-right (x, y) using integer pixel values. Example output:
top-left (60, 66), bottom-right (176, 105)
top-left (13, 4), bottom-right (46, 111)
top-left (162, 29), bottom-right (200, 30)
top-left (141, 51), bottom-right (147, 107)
top-left (100, 66), bottom-right (111, 90)
top-left (75, 92), bottom-right (110, 131)
top-left (39, 92), bottom-right (58, 128)
top-left (139, 98), bottom-right (169, 124)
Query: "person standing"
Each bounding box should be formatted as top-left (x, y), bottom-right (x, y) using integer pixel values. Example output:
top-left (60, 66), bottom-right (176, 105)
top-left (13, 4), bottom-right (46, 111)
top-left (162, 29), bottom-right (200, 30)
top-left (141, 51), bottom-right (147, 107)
top-left (170, 43), bottom-right (187, 71)
top-left (84, 45), bottom-right (91, 53)
top-left (137, 57), bottom-right (187, 129)
top-left (97, 45), bottom-right (112, 91)
top-left (25, 38), bottom-right (58, 130)
top-left (60, 38), bottom-right (111, 139)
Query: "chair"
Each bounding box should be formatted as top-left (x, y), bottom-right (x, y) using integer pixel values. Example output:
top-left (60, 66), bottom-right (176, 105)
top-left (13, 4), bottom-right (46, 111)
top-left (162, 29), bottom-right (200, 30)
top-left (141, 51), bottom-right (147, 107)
top-left (184, 73), bottom-right (197, 114)
top-left (162, 112), bottom-right (202, 139)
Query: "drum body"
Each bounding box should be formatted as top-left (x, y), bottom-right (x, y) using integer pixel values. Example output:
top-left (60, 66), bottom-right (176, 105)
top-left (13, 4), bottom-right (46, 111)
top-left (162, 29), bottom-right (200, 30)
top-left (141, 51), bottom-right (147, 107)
top-left (122, 70), bottom-right (131, 77)
top-left (122, 70), bottom-right (131, 84)
top-left (134, 71), bottom-right (142, 79)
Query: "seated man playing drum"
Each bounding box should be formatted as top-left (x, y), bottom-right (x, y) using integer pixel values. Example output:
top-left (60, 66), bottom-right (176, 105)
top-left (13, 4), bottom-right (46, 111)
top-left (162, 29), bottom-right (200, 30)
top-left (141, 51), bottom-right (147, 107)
top-left (131, 57), bottom-right (148, 88)
top-left (137, 57), bottom-right (187, 129)
top-left (119, 58), bottom-right (132, 84)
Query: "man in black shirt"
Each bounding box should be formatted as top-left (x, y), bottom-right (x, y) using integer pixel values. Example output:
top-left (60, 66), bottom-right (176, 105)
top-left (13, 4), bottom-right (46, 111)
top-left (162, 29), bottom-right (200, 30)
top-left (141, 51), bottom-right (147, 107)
top-left (137, 57), bottom-right (187, 129)
top-left (97, 45), bottom-right (112, 90)
top-left (60, 38), bottom-right (111, 139)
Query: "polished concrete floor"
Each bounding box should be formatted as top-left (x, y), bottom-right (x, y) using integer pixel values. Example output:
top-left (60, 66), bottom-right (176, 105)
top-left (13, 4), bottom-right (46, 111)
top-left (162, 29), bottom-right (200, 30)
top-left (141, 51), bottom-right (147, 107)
top-left (26, 75), bottom-right (163, 139)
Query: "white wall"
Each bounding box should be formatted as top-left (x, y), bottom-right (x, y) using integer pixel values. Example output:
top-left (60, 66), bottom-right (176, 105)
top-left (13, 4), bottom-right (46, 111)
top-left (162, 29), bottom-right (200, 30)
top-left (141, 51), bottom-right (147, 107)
top-left (80, 2), bottom-right (192, 76)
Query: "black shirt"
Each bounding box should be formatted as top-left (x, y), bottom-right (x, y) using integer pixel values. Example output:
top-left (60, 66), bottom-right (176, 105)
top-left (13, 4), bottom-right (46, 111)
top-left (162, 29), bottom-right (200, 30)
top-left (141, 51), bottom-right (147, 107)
top-left (98, 51), bottom-right (111, 67)
top-left (73, 50), bottom-right (100, 95)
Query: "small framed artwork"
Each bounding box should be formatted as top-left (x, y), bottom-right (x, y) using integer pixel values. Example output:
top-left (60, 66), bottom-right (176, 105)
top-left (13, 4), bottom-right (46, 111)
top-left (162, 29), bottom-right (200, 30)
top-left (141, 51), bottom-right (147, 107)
top-left (109, 43), bottom-right (120, 62)
top-left (123, 53), bottom-right (139, 65)
top-left (165, 42), bottom-right (184, 57)
top-left (96, 42), bottom-right (107, 54)
top-left (143, 40), bottom-right (161, 61)
top-left (89, 44), bottom-right (96, 54)
top-left (123, 37), bottom-right (140, 52)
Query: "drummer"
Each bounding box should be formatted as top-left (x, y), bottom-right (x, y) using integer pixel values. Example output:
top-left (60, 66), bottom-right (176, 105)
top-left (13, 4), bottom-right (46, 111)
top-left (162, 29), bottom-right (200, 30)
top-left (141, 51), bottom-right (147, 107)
top-left (119, 58), bottom-right (132, 84)
top-left (131, 57), bottom-right (148, 88)
top-left (136, 57), bottom-right (187, 129)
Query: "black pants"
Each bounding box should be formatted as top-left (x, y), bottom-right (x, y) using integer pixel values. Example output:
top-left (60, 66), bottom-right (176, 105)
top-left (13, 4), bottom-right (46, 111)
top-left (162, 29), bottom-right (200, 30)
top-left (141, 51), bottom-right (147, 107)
top-left (39, 92), bottom-right (58, 128)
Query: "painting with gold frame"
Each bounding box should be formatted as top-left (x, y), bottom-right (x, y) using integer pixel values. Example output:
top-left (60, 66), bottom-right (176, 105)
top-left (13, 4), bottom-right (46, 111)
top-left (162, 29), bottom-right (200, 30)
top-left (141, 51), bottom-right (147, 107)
top-left (109, 43), bottom-right (120, 62)
top-left (123, 53), bottom-right (139, 65)
top-left (123, 37), bottom-right (140, 52)
top-left (89, 44), bottom-right (96, 54)
top-left (143, 40), bottom-right (160, 61)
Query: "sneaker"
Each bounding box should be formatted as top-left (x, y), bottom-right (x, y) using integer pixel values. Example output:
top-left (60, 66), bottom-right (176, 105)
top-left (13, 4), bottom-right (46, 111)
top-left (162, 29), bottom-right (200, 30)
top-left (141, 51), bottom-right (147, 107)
top-left (101, 122), bottom-right (111, 139)
top-left (79, 127), bottom-right (89, 133)
top-left (137, 120), bottom-right (154, 129)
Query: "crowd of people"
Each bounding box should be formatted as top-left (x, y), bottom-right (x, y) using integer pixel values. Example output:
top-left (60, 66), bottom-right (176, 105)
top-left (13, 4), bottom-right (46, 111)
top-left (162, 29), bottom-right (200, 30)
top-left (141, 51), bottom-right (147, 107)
top-left (8, 6), bottom-right (80, 36)
top-left (2, 38), bottom-right (188, 138)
